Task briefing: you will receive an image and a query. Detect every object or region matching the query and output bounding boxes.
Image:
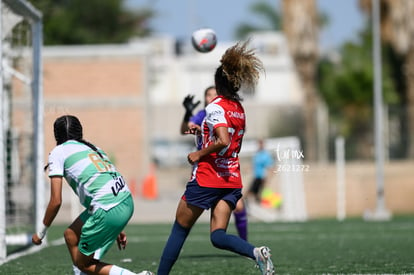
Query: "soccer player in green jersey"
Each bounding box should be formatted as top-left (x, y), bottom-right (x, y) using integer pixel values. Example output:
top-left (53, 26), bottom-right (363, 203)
top-left (32, 115), bottom-right (153, 275)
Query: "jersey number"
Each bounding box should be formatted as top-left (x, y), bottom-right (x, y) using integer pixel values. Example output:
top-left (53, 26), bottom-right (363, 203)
top-left (88, 153), bottom-right (113, 172)
top-left (218, 127), bottom-right (244, 157)
top-left (88, 153), bottom-right (125, 196)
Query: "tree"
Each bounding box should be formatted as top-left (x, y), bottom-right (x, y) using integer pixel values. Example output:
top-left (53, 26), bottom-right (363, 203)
top-left (234, 1), bottom-right (282, 39)
top-left (318, 27), bottom-right (398, 159)
top-left (282, 0), bottom-right (321, 161)
top-left (360, 0), bottom-right (414, 158)
top-left (29, 0), bottom-right (154, 45)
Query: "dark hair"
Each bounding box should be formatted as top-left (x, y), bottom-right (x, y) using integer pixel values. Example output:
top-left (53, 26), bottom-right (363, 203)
top-left (53, 115), bottom-right (103, 157)
top-left (54, 115), bottom-right (82, 145)
top-left (215, 41), bottom-right (264, 102)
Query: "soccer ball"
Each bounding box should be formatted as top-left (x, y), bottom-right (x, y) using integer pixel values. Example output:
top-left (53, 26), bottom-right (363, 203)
top-left (191, 28), bottom-right (217, 53)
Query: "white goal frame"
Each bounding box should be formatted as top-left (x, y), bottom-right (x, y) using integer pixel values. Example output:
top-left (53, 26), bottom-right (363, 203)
top-left (0, 0), bottom-right (43, 263)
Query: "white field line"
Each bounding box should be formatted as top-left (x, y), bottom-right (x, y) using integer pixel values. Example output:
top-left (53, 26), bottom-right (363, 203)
top-left (1, 238), bottom-right (65, 265)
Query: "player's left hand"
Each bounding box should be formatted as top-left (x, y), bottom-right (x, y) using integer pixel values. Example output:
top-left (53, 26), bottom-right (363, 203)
top-left (185, 124), bottom-right (201, 135)
top-left (117, 231), bottom-right (128, 250)
top-left (32, 233), bottom-right (42, 245)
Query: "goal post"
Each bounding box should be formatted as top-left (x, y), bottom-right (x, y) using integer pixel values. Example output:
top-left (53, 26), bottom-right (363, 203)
top-left (0, 0), bottom-right (43, 263)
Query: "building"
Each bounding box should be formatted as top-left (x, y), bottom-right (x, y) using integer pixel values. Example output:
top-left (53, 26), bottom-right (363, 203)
top-left (42, 31), bottom-right (304, 176)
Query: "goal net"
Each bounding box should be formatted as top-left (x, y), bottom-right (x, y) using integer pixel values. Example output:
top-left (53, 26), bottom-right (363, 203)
top-left (0, 0), bottom-right (43, 263)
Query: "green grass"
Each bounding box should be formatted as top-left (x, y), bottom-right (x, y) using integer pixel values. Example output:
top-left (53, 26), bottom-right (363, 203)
top-left (1, 216), bottom-right (414, 274)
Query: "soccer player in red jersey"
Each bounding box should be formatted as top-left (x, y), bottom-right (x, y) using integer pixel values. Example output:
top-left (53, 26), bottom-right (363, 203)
top-left (180, 86), bottom-right (249, 241)
top-left (157, 41), bottom-right (274, 275)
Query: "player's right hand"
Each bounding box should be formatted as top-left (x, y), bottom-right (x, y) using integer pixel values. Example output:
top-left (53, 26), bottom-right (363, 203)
top-left (32, 233), bottom-right (42, 245)
top-left (117, 231), bottom-right (128, 250)
top-left (183, 95), bottom-right (200, 114)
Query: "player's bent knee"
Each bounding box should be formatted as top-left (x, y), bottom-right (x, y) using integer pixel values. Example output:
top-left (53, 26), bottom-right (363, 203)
top-left (63, 228), bottom-right (77, 245)
top-left (210, 229), bottom-right (226, 249)
top-left (74, 257), bottom-right (97, 273)
top-left (76, 264), bottom-right (93, 274)
top-left (63, 228), bottom-right (73, 242)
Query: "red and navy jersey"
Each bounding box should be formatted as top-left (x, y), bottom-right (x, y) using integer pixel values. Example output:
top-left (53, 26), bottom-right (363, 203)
top-left (191, 96), bottom-right (245, 188)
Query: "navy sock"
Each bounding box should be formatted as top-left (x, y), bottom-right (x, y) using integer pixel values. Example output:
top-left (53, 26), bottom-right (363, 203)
top-left (233, 207), bottom-right (248, 241)
top-left (157, 221), bottom-right (190, 275)
top-left (210, 229), bottom-right (255, 259)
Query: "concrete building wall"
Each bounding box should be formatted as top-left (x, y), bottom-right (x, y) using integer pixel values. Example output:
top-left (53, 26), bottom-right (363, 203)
top-left (43, 45), bottom-right (151, 185)
top-left (301, 161), bottom-right (414, 218)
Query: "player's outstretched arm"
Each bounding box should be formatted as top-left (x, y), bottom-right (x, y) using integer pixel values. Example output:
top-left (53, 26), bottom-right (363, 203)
top-left (32, 176), bottom-right (63, 245)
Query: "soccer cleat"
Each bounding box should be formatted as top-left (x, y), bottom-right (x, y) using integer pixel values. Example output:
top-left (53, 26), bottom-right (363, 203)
top-left (136, 271), bottom-right (154, 275)
top-left (254, 246), bottom-right (275, 275)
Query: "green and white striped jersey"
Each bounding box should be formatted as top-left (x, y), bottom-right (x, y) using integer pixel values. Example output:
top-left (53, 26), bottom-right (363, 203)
top-left (48, 140), bottom-right (130, 213)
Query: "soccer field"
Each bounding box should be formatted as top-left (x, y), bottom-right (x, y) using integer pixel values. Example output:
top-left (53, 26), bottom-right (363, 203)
top-left (1, 216), bottom-right (414, 274)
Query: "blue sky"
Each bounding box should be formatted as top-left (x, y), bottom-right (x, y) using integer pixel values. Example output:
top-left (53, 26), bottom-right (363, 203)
top-left (126, 0), bottom-right (365, 50)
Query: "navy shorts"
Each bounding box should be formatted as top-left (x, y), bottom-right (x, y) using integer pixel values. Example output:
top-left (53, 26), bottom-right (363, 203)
top-left (182, 180), bottom-right (242, 210)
